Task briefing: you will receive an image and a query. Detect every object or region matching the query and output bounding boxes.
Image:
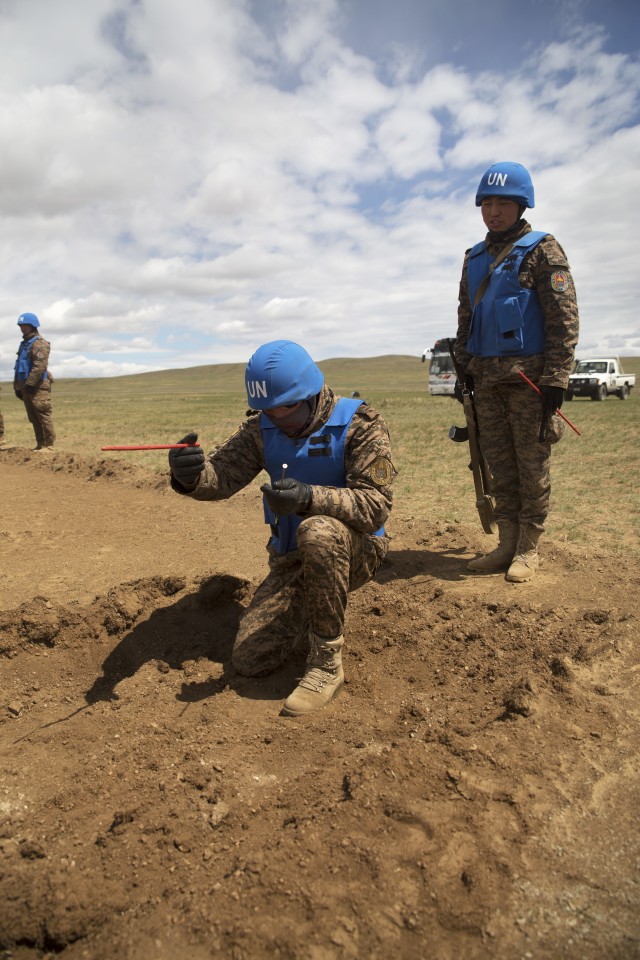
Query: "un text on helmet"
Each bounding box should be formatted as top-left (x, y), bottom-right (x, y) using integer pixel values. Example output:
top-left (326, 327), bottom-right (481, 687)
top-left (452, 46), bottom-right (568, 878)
top-left (247, 380), bottom-right (268, 400)
top-left (487, 172), bottom-right (508, 187)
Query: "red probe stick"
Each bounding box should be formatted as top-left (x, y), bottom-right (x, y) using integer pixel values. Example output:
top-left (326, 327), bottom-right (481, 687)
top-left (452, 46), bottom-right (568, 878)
top-left (100, 444), bottom-right (201, 451)
top-left (517, 371), bottom-right (582, 436)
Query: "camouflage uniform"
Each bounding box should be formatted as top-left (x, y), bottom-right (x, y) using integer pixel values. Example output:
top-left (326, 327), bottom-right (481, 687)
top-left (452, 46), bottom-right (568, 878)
top-left (455, 219), bottom-right (579, 530)
top-left (173, 384), bottom-right (395, 676)
top-left (13, 335), bottom-right (56, 449)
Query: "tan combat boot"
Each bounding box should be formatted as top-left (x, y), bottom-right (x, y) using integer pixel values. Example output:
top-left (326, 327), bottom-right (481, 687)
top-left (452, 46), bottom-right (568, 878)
top-left (281, 633), bottom-right (344, 717)
top-left (468, 520), bottom-right (519, 572)
top-left (506, 525), bottom-right (542, 582)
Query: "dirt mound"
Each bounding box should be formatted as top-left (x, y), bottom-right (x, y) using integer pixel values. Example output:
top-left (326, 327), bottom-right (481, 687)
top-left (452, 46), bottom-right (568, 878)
top-left (0, 446), bottom-right (164, 490)
top-left (0, 455), bottom-right (639, 959)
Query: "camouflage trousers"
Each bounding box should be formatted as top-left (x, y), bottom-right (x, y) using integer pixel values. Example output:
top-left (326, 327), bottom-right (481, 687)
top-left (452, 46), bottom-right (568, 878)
top-left (232, 517), bottom-right (389, 677)
top-left (474, 382), bottom-right (563, 531)
top-left (22, 383), bottom-right (56, 447)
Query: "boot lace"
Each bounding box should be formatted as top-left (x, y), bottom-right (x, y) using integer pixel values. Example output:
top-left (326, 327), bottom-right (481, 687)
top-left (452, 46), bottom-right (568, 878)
top-left (297, 665), bottom-right (335, 692)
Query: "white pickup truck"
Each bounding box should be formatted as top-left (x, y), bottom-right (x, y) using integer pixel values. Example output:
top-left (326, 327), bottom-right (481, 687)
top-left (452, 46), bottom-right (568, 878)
top-left (566, 357), bottom-right (636, 401)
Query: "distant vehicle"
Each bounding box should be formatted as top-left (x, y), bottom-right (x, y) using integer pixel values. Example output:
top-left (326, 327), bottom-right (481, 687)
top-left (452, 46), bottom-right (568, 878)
top-left (422, 339), bottom-right (456, 396)
top-left (566, 357), bottom-right (636, 401)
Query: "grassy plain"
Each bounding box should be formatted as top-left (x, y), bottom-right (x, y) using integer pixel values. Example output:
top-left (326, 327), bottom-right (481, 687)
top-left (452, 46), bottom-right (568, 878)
top-left (2, 355), bottom-right (639, 553)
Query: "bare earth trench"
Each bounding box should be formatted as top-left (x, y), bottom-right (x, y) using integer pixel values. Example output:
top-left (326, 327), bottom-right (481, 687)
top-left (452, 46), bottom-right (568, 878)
top-left (0, 448), bottom-right (638, 960)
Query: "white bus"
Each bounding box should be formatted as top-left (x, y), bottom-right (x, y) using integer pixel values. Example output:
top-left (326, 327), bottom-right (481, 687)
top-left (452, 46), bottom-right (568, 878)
top-left (422, 339), bottom-right (456, 396)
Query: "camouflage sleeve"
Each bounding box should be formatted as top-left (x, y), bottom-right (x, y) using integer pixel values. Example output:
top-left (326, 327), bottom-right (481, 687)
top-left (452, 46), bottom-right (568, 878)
top-left (26, 338), bottom-right (50, 387)
top-left (307, 404), bottom-right (396, 534)
top-left (454, 252), bottom-right (473, 373)
top-left (521, 236), bottom-right (579, 388)
top-left (173, 415), bottom-right (264, 500)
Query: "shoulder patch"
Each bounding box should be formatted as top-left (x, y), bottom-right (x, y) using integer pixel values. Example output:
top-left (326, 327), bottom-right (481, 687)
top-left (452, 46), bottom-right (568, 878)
top-left (369, 456), bottom-right (394, 487)
top-left (550, 270), bottom-right (570, 292)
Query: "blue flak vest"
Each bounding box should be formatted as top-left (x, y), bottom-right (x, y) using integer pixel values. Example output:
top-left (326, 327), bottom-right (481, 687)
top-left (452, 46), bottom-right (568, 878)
top-left (15, 335), bottom-right (48, 381)
top-left (467, 231), bottom-right (547, 357)
top-left (261, 396), bottom-right (385, 555)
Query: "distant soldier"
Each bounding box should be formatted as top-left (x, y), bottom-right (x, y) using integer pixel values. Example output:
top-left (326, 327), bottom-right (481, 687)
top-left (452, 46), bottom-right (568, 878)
top-left (0, 388), bottom-right (5, 449)
top-left (455, 162), bottom-right (579, 581)
top-left (169, 340), bottom-right (395, 716)
top-left (13, 313), bottom-right (56, 451)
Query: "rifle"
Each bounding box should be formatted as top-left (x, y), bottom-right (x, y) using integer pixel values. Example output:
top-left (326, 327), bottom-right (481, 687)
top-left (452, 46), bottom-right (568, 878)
top-left (446, 339), bottom-right (496, 535)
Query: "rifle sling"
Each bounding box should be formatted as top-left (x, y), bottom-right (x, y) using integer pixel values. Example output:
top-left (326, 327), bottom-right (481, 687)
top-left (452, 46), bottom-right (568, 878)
top-left (473, 242), bottom-right (516, 306)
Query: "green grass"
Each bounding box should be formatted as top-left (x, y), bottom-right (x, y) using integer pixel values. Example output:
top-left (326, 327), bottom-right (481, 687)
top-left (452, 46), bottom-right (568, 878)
top-left (2, 355), bottom-right (639, 554)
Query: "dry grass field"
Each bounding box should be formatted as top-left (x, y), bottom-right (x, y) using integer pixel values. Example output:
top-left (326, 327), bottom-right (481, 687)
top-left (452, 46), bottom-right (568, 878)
top-left (3, 353), bottom-right (639, 552)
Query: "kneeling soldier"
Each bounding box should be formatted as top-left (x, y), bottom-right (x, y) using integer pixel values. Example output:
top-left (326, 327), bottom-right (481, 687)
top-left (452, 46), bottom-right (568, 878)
top-left (169, 340), bottom-right (395, 716)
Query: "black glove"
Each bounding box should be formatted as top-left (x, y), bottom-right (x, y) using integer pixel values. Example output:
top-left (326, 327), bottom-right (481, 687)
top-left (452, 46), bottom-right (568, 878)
top-left (260, 477), bottom-right (312, 516)
top-left (14, 389), bottom-right (23, 400)
top-left (538, 386), bottom-right (565, 442)
top-left (540, 385), bottom-right (565, 417)
top-left (454, 372), bottom-right (474, 405)
top-left (169, 432), bottom-right (205, 486)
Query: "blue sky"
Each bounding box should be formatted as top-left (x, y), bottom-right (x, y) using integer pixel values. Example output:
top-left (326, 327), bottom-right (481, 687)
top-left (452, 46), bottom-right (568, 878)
top-left (1, 0), bottom-right (639, 379)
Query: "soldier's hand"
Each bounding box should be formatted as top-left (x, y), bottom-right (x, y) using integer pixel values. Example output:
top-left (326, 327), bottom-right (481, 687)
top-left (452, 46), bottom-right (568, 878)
top-left (14, 389), bottom-right (23, 400)
top-left (260, 478), bottom-right (312, 515)
top-left (169, 432), bottom-right (205, 486)
top-left (540, 385), bottom-right (565, 416)
top-left (538, 386), bottom-right (565, 442)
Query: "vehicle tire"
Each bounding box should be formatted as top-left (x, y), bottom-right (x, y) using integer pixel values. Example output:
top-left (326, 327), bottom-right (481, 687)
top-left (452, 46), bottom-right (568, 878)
top-left (593, 384), bottom-right (607, 401)
top-left (618, 384), bottom-right (629, 400)
top-left (564, 390), bottom-right (573, 402)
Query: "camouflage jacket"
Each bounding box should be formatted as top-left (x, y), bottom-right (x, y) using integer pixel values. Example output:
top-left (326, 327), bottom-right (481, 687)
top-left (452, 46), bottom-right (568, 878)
top-left (455, 220), bottom-right (579, 389)
top-left (14, 335), bottom-right (52, 389)
top-left (172, 385), bottom-right (395, 536)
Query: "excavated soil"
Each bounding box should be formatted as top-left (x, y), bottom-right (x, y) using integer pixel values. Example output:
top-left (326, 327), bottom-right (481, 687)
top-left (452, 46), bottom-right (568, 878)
top-left (0, 448), bottom-right (638, 960)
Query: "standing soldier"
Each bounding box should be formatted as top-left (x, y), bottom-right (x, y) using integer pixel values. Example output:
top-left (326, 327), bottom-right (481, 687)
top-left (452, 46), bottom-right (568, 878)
top-left (0, 388), bottom-right (5, 449)
top-left (455, 162), bottom-right (579, 582)
top-left (168, 340), bottom-right (395, 716)
top-left (13, 312), bottom-right (56, 451)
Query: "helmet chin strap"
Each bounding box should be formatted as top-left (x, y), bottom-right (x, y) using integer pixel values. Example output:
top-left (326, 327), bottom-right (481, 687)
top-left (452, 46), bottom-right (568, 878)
top-left (489, 213), bottom-right (525, 240)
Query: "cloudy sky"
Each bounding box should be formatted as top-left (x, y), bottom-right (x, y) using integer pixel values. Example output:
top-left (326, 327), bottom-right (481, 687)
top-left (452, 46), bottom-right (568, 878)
top-left (1, 0), bottom-right (639, 379)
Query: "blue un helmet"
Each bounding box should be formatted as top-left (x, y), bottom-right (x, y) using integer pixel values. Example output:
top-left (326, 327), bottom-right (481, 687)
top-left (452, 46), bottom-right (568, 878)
top-left (17, 312), bottom-right (40, 327)
top-left (475, 162), bottom-right (535, 208)
top-left (245, 340), bottom-right (324, 410)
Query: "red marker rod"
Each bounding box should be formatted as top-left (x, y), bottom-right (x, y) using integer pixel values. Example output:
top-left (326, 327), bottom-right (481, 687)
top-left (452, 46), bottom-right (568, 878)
top-left (517, 371), bottom-right (582, 436)
top-left (101, 443), bottom-right (201, 451)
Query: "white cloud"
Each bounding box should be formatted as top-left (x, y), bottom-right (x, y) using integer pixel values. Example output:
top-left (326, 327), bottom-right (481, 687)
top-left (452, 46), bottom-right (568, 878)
top-left (0, 86), bottom-right (141, 215)
top-left (0, 0), bottom-right (118, 92)
top-left (54, 355), bottom-right (154, 378)
top-left (0, 0), bottom-right (639, 380)
top-left (375, 99), bottom-right (442, 178)
top-left (277, 0), bottom-right (342, 66)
